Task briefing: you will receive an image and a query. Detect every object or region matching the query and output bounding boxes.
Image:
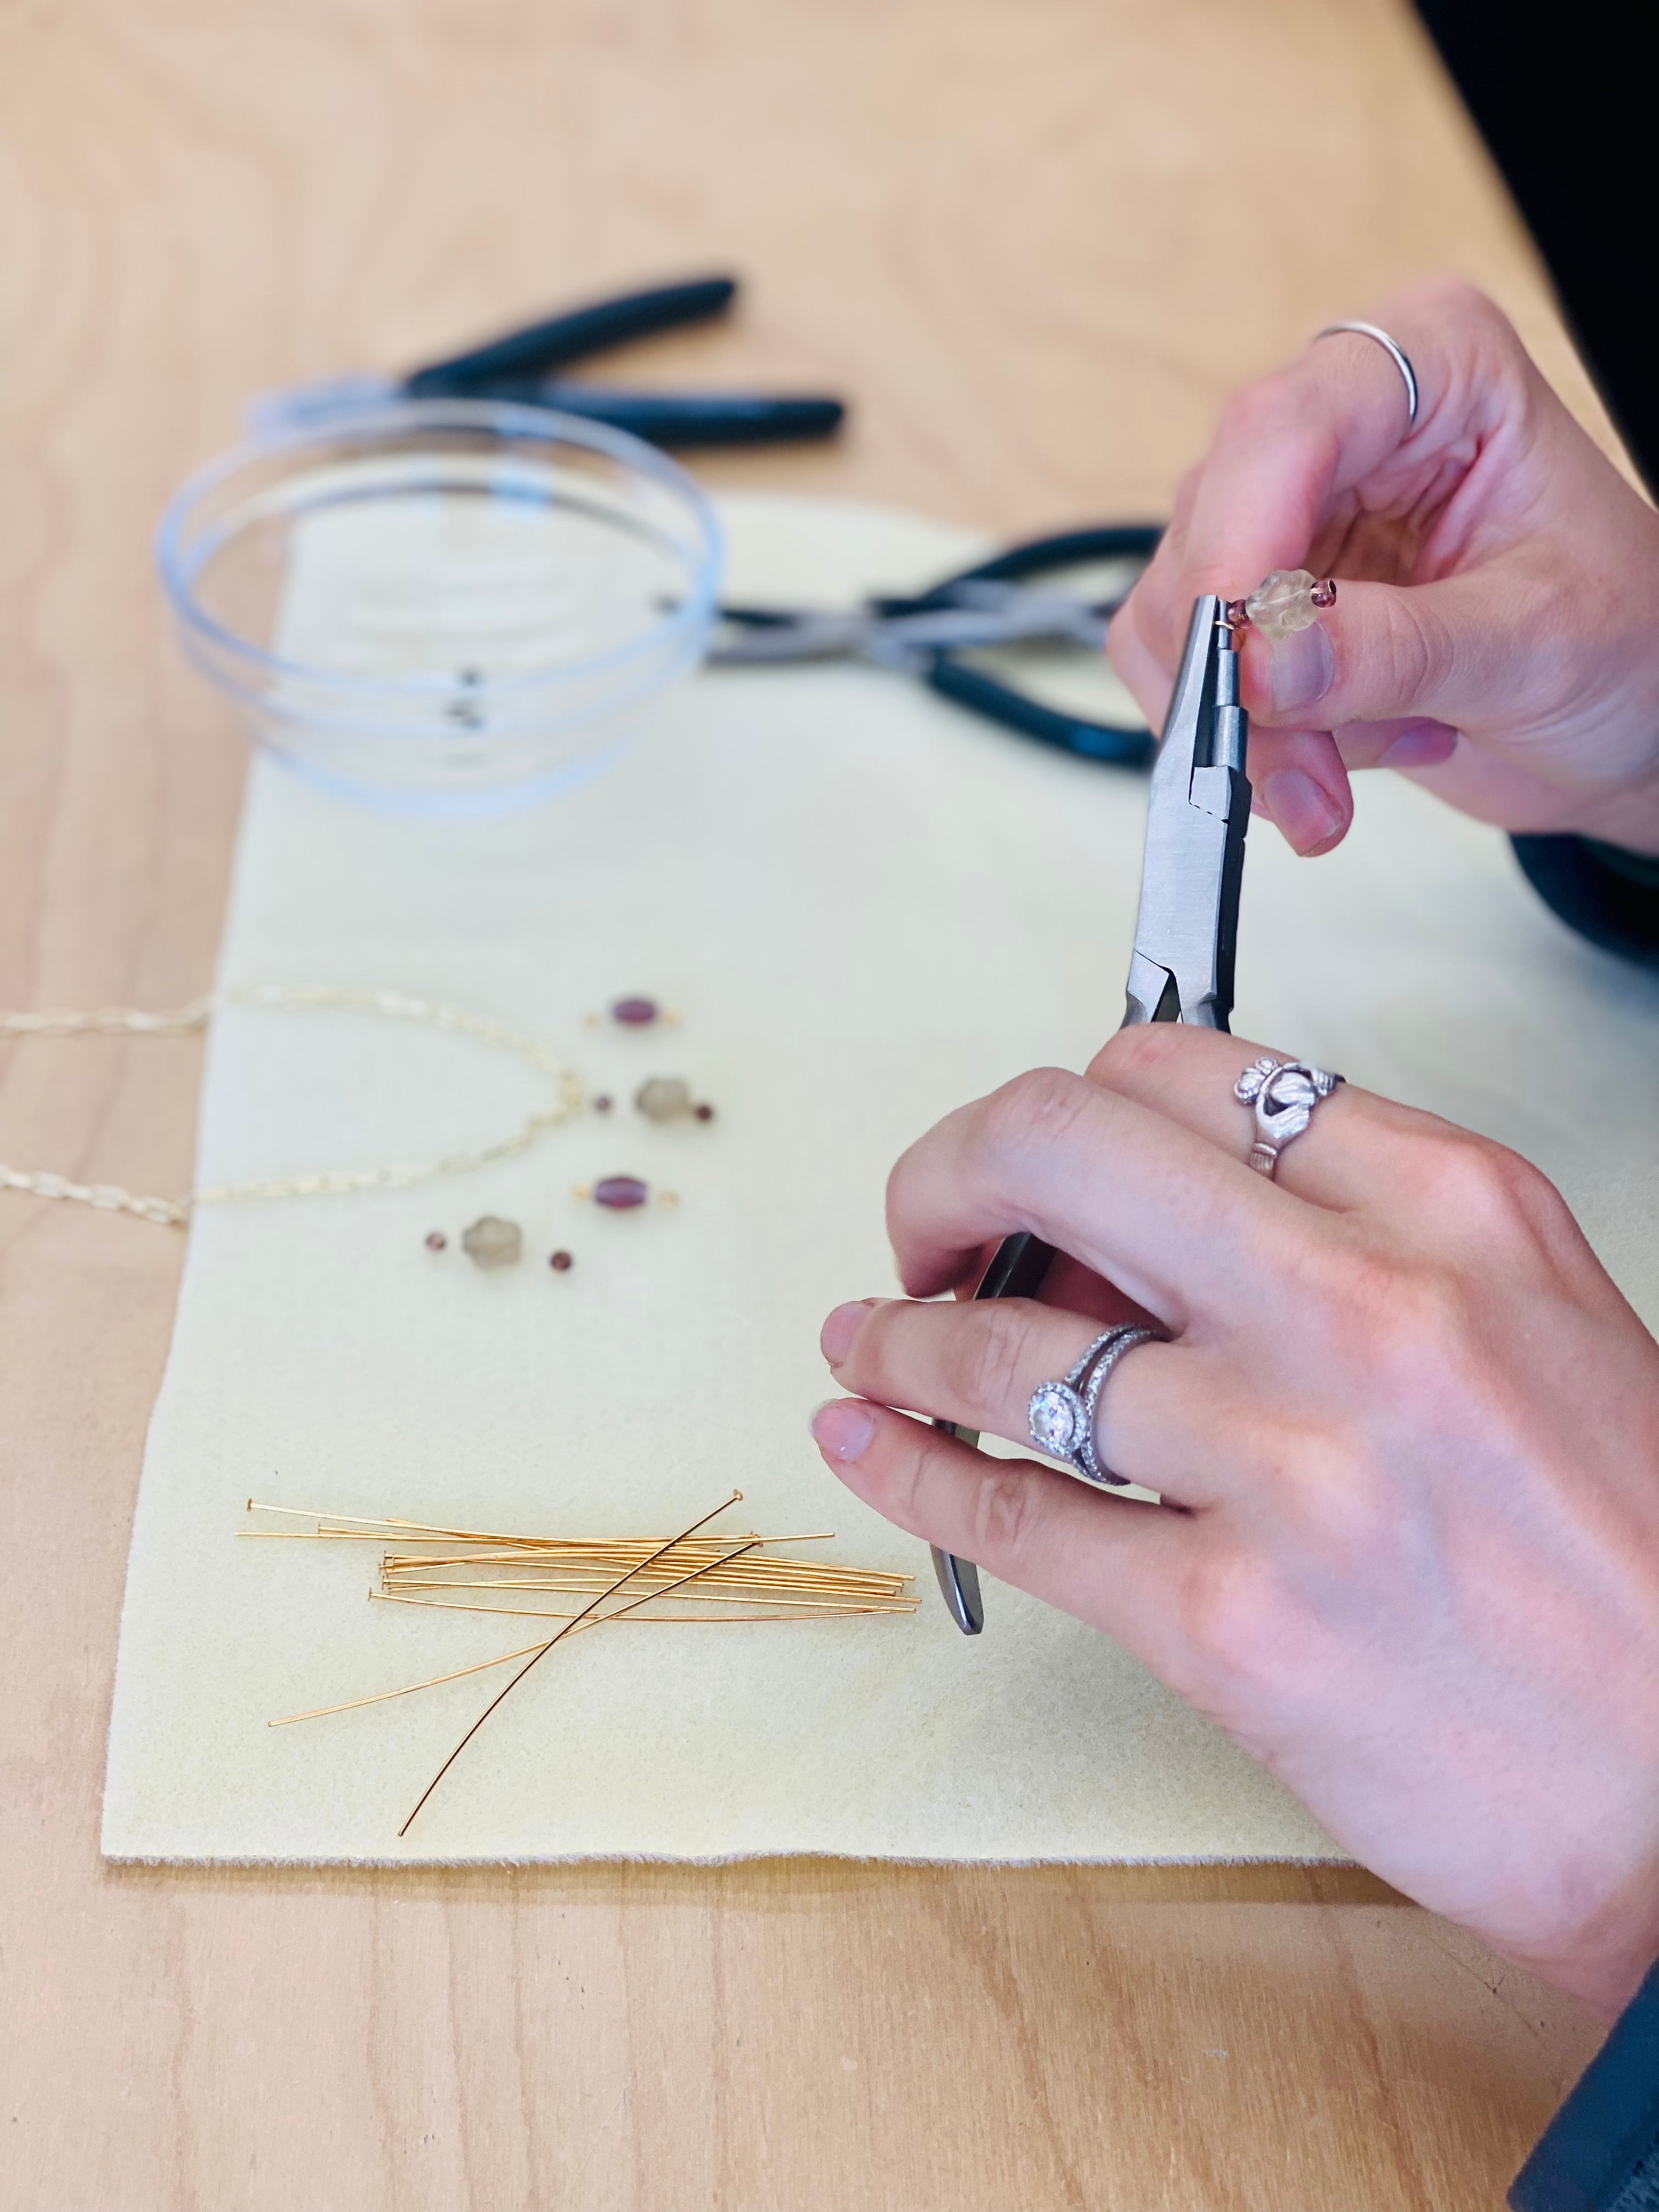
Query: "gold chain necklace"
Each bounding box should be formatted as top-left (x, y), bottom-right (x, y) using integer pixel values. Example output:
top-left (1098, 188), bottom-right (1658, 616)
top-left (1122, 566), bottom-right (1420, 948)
top-left (0, 983), bottom-right (585, 1228)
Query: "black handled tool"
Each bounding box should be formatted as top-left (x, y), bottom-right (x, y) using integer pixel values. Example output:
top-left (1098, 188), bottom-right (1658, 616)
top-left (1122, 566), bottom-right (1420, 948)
top-left (251, 275), bottom-right (846, 451)
top-left (710, 524), bottom-right (1161, 766)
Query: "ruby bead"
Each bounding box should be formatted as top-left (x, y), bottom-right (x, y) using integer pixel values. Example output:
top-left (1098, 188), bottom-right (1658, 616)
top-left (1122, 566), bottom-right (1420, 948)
top-left (593, 1175), bottom-right (648, 1210)
top-left (611, 997), bottom-right (658, 1027)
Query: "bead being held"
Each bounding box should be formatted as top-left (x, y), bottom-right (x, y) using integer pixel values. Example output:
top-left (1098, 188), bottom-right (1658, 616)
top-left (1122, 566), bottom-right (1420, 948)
top-left (1235, 569), bottom-right (1336, 641)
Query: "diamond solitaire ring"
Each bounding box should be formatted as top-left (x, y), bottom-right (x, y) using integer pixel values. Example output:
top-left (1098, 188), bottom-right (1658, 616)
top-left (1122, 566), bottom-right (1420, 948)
top-left (1027, 1323), bottom-right (1165, 1488)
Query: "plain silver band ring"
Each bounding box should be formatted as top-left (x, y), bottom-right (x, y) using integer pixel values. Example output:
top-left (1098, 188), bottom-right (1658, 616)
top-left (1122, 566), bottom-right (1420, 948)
top-left (1313, 321), bottom-right (1419, 427)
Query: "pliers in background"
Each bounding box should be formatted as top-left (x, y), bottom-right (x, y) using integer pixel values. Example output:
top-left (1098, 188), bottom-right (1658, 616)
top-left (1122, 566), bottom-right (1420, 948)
top-left (250, 274), bottom-right (845, 450)
top-left (710, 524), bottom-right (1161, 767)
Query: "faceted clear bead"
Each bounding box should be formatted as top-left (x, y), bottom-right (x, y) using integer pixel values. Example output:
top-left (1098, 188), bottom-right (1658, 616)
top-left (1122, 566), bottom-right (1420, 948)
top-left (461, 1214), bottom-right (523, 1269)
top-left (634, 1076), bottom-right (692, 1122)
top-left (1244, 568), bottom-right (1325, 641)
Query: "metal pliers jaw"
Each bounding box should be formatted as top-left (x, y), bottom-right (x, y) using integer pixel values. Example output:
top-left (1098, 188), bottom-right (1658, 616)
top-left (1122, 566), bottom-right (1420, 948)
top-left (1122, 594), bottom-right (1251, 1034)
top-left (928, 594), bottom-right (1251, 1637)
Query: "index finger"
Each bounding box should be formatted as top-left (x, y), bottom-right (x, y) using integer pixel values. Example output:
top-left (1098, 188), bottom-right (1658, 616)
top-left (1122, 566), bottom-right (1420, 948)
top-left (884, 1065), bottom-right (1321, 1326)
top-left (1130, 337), bottom-right (1419, 674)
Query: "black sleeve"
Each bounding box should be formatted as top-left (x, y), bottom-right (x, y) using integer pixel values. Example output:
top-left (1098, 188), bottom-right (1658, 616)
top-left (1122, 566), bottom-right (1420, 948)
top-left (1512, 836), bottom-right (1659, 967)
top-left (1504, 837), bottom-right (1659, 2207)
top-left (1510, 1961), bottom-right (1659, 2210)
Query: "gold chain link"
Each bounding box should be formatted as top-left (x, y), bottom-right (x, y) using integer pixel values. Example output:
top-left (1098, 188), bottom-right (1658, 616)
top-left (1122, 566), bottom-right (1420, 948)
top-left (0, 984), bottom-right (586, 1229)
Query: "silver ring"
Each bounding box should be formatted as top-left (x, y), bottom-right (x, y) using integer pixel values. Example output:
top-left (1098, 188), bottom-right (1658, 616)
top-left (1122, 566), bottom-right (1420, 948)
top-left (1027, 1323), bottom-right (1165, 1487)
top-left (1313, 321), bottom-right (1419, 427)
top-left (1234, 1056), bottom-right (1344, 1178)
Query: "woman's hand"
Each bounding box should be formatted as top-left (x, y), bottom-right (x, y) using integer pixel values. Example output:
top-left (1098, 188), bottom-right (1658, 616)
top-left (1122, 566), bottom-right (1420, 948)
top-left (1108, 279), bottom-right (1659, 857)
top-left (811, 1027), bottom-right (1659, 2017)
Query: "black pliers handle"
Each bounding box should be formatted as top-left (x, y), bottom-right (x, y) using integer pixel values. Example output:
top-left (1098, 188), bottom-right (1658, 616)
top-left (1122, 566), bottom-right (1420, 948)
top-left (406, 274), bottom-right (845, 448)
top-left (871, 525), bottom-right (1160, 768)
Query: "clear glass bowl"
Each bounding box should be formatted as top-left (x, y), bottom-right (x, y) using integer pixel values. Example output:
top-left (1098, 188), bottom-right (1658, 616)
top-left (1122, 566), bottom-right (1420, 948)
top-left (156, 400), bottom-right (724, 815)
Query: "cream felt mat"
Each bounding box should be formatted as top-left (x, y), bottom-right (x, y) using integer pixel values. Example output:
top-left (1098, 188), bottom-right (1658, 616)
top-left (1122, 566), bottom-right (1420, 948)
top-left (102, 494), bottom-right (1659, 1865)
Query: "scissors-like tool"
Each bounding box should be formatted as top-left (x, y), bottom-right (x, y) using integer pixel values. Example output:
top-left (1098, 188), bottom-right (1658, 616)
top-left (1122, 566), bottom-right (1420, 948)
top-left (930, 593), bottom-right (1250, 1634)
top-left (710, 525), bottom-right (1161, 768)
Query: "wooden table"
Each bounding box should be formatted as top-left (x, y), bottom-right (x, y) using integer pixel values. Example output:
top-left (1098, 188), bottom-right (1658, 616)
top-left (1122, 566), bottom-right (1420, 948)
top-left (0, 2), bottom-right (1623, 2203)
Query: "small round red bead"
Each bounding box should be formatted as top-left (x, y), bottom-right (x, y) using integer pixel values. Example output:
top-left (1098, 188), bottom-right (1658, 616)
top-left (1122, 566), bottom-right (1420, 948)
top-left (425, 1231), bottom-right (447, 1251)
top-left (693, 1102), bottom-right (714, 1122)
top-left (594, 1094), bottom-right (613, 1114)
top-left (549, 1249), bottom-right (574, 1272)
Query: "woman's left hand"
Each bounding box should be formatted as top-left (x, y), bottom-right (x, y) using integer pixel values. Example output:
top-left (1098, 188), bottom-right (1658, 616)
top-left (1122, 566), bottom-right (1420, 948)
top-left (810, 1025), bottom-right (1659, 2017)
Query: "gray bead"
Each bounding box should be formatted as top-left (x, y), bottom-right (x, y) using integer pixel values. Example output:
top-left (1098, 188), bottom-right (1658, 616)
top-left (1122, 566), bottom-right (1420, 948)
top-left (461, 1215), bottom-right (523, 1269)
top-left (634, 1076), bottom-right (692, 1123)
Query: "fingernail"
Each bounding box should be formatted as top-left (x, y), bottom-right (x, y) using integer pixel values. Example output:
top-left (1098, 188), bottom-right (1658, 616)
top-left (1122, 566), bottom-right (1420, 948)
top-left (1261, 768), bottom-right (1343, 853)
top-left (821, 1299), bottom-right (879, 1365)
top-left (1269, 623), bottom-right (1334, 715)
top-left (812, 1398), bottom-right (877, 1462)
top-left (1379, 720), bottom-right (1457, 769)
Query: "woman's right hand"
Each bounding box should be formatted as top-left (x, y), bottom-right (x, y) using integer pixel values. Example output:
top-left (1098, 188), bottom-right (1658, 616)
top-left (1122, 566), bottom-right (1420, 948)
top-left (1107, 279), bottom-right (1659, 859)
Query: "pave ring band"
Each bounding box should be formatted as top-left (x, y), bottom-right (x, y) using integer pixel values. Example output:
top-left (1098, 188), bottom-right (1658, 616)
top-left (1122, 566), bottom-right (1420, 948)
top-left (1027, 1322), bottom-right (1165, 1488)
top-left (1234, 1056), bottom-right (1345, 1178)
top-left (1313, 321), bottom-right (1419, 427)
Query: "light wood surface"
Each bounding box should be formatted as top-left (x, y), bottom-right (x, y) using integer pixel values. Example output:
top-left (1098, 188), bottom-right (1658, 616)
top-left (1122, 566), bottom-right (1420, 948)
top-left (0, 2), bottom-right (1617, 2204)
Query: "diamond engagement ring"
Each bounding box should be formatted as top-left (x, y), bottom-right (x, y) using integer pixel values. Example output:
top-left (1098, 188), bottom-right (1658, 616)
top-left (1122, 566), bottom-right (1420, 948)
top-left (1027, 1323), bottom-right (1165, 1488)
top-left (1234, 1056), bottom-right (1344, 1178)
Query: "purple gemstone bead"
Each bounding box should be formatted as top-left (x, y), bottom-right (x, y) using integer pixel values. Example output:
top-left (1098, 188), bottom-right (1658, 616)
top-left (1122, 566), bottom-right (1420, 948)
top-left (611, 996), bottom-right (658, 1027)
top-left (593, 1175), bottom-right (649, 1210)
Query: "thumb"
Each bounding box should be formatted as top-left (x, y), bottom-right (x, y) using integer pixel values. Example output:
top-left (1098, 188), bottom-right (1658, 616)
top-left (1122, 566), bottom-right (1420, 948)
top-left (1242, 575), bottom-right (1509, 733)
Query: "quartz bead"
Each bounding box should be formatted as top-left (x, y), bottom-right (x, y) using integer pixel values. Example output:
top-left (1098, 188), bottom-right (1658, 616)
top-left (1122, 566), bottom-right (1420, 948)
top-left (593, 1175), bottom-right (648, 1210)
top-left (461, 1214), bottom-right (523, 1268)
top-left (634, 1076), bottom-right (692, 1122)
top-left (1243, 569), bottom-right (1336, 641)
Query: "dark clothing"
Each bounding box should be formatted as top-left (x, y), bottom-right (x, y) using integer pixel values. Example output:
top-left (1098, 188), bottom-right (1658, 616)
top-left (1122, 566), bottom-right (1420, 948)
top-left (1513, 1962), bottom-right (1659, 2212)
top-left (1514, 836), bottom-right (1659, 968)
top-left (1505, 837), bottom-right (1659, 2207)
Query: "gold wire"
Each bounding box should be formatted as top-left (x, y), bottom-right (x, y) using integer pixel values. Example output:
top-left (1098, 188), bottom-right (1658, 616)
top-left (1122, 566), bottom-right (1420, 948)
top-left (379, 1579), bottom-right (915, 1614)
top-left (268, 1641), bottom-right (554, 1727)
top-left (397, 1494), bottom-right (747, 1838)
top-left (371, 1591), bottom-right (913, 1623)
